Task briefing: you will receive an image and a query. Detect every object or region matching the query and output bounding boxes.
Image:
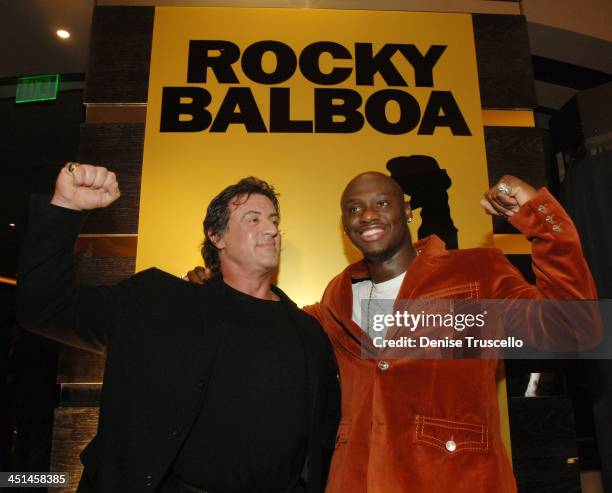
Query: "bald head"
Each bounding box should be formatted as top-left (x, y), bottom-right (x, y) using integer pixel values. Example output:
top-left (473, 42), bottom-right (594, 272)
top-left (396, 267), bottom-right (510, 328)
top-left (340, 171), bottom-right (413, 265)
top-left (341, 172), bottom-right (405, 207)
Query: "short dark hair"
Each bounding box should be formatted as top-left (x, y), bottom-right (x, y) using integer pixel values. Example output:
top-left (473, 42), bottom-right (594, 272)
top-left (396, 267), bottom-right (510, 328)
top-left (202, 177), bottom-right (279, 275)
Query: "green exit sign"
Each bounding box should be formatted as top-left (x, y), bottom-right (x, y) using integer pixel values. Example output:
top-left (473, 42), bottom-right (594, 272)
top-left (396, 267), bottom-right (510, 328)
top-left (16, 74), bottom-right (60, 103)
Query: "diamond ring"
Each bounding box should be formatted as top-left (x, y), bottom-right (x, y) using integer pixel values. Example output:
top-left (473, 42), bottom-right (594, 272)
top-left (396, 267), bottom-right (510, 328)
top-left (498, 182), bottom-right (510, 195)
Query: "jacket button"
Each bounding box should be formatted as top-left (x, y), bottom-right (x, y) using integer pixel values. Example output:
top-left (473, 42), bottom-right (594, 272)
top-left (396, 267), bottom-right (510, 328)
top-left (378, 361), bottom-right (390, 371)
top-left (552, 224), bottom-right (561, 233)
top-left (171, 427), bottom-right (183, 437)
top-left (545, 215), bottom-right (554, 223)
top-left (538, 205), bottom-right (547, 213)
top-left (446, 440), bottom-right (457, 452)
top-left (145, 474), bottom-right (153, 487)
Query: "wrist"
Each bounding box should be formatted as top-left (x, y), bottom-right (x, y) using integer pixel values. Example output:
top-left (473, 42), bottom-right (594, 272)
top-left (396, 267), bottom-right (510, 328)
top-left (515, 185), bottom-right (538, 208)
top-left (50, 195), bottom-right (83, 211)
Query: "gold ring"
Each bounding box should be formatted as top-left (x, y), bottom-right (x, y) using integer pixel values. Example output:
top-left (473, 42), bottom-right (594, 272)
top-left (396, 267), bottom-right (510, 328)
top-left (67, 162), bottom-right (79, 172)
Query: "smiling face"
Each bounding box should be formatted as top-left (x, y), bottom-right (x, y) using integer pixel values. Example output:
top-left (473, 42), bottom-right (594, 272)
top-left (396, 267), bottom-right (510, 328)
top-left (213, 193), bottom-right (281, 276)
top-left (341, 172), bottom-right (412, 263)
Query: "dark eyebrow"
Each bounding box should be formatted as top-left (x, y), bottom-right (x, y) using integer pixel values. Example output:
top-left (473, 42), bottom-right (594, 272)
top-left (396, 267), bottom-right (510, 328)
top-left (240, 210), bottom-right (280, 221)
top-left (240, 210), bottom-right (261, 221)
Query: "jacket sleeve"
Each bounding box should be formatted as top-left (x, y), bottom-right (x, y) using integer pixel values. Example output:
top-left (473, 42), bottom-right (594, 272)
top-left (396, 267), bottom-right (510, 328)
top-left (487, 188), bottom-right (601, 349)
top-left (16, 196), bottom-right (143, 354)
top-left (491, 187), bottom-right (597, 300)
top-left (302, 303), bottom-right (321, 321)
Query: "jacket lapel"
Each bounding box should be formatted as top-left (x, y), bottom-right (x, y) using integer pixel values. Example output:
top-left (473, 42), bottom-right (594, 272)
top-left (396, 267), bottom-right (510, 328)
top-left (323, 235), bottom-right (451, 355)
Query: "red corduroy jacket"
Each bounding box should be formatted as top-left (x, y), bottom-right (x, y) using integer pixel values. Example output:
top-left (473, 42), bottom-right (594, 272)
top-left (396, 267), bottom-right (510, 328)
top-left (306, 188), bottom-right (598, 493)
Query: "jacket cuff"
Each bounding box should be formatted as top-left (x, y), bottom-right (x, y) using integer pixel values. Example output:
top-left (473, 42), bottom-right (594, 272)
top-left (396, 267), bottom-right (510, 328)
top-left (29, 194), bottom-right (87, 244)
top-left (508, 187), bottom-right (569, 239)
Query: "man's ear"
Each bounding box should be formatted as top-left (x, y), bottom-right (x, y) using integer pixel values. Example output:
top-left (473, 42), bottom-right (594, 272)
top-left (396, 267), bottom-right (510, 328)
top-left (404, 201), bottom-right (413, 223)
top-left (208, 231), bottom-right (226, 250)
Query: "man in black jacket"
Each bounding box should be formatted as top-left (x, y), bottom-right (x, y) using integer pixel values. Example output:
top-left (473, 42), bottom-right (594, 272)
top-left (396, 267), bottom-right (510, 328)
top-left (17, 163), bottom-right (340, 493)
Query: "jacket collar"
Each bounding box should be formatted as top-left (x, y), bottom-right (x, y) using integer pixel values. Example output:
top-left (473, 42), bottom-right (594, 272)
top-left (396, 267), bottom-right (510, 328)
top-left (323, 235), bottom-right (450, 353)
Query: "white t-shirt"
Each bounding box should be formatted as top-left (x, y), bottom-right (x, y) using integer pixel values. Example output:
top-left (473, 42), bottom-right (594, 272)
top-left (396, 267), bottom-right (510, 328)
top-left (352, 272), bottom-right (406, 337)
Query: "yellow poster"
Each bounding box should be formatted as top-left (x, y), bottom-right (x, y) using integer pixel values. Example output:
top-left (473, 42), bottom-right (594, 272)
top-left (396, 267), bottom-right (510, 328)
top-left (139, 7), bottom-right (489, 306)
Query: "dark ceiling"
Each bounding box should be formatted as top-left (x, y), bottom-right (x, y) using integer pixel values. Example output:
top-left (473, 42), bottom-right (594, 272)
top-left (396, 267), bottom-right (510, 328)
top-left (0, 0), bottom-right (94, 80)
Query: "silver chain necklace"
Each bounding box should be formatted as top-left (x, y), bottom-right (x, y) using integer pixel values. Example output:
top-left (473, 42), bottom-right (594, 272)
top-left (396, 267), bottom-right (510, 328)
top-left (366, 281), bottom-right (375, 338)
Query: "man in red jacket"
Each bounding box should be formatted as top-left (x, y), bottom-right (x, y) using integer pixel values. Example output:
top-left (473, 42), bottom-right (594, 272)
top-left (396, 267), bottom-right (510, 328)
top-left (306, 171), bottom-right (598, 493)
top-left (190, 171), bottom-right (598, 493)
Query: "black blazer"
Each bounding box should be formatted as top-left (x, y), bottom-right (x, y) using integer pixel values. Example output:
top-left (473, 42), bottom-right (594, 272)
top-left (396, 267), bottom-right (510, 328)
top-left (17, 198), bottom-right (340, 493)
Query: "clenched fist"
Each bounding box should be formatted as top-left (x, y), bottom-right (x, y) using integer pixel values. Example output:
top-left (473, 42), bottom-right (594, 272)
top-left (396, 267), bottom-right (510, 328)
top-left (480, 175), bottom-right (537, 218)
top-left (51, 163), bottom-right (121, 211)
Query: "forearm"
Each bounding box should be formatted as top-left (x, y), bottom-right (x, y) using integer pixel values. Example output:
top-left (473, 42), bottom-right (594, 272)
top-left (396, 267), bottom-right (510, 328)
top-left (16, 196), bottom-right (108, 352)
top-left (493, 188), bottom-right (601, 349)
top-left (507, 187), bottom-right (597, 299)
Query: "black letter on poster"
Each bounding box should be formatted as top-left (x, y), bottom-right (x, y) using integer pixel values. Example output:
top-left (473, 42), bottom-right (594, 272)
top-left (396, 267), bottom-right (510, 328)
top-left (315, 89), bottom-right (364, 133)
top-left (365, 90), bottom-right (421, 135)
top-left (187, 40), bottom-right (240, 83)
top-left (397, 45), bottom-right (446, 87)
top-left (299, 42), bottom-right (353, 85)
top-left (160, 87), bottom-right (212, 132)
top-left (270, 88), bottom-right (313, 133)
top-left (241, 41), bottom-right (297, 84)
top-left (418, 91), bottom-right (471, 136)
top-left (355, 43), bottom-right (406, 86)
top-left (210, 87), bottom-right (267, 132)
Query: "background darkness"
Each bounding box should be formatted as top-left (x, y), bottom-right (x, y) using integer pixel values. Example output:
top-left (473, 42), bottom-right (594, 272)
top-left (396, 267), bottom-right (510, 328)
top-left (0, 86), bottom-right (84, 475)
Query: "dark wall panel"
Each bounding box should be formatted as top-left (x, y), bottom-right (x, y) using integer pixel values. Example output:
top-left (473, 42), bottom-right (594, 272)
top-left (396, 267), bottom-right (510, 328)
top-left (77, 123), bottom-right (145, 234)
top-left (84, 6), bottom-right (154, 104)
top-left (57, 346), bottom-right (105, 384)
top-left (59, 384), bottom-right (102, 407)
top-left (473, 14), bottom-right (537, 109)
top-left (484, 126), bottom-right (548, 233)
top-left (50, 408), bottom-right (99, 486)
top-left (75, 254), bottom-right (136, 285)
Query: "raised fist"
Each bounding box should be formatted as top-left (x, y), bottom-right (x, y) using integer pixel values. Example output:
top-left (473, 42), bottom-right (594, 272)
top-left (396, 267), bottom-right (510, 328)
top-left (51, 163), bottom-right (121, 211)
top-left (480, 175), bottom-right (537, 217)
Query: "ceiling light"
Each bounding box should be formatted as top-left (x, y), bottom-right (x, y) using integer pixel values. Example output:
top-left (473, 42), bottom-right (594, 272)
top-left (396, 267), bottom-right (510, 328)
top-left (56, 29), bottom-right (70, 39)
